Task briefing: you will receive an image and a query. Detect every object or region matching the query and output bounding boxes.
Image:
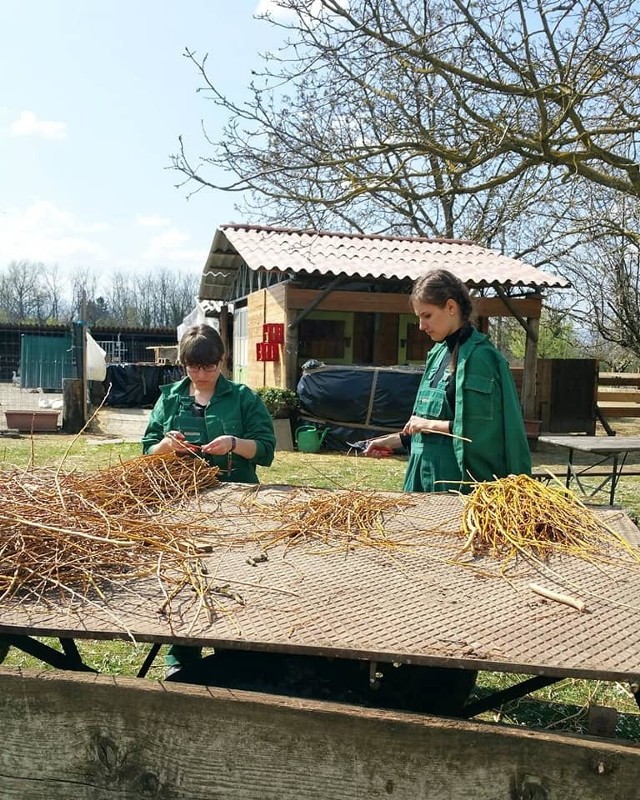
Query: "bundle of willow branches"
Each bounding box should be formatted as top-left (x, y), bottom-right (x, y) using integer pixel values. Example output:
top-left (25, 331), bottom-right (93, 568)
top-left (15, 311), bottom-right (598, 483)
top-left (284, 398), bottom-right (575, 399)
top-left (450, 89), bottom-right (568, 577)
top-left (0, 454), bottom-right (221, 612)
top-left (248, 488), bottom-right (414, 552)
top-left (461, 473), bottom-right (640, 566)
top-left (72, 451), bottom-right (221, 514)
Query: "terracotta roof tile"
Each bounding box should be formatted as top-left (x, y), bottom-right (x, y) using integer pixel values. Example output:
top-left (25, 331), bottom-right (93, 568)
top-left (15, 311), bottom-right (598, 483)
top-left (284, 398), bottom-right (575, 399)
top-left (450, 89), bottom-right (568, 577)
top-left (200, 224), bottom-right (570, 300)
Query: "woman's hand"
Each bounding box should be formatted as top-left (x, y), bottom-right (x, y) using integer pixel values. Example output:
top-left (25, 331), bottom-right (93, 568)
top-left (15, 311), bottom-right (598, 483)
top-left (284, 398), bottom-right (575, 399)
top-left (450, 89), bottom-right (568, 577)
top-left (362, 433), bottom-right (401, 457)
top-left (201, 434), bottom-right (237, 457)
top-left (402, 416), bottom-right (450, 436)
top-left (152, 431), bottom-right (196, 455)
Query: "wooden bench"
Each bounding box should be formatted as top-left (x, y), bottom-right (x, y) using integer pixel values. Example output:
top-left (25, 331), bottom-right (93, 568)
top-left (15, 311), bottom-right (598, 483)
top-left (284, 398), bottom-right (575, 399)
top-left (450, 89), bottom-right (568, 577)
top-left (597, 401), bottom-right (640, 418)
top-left (597, 385), bottom-right (640, 418)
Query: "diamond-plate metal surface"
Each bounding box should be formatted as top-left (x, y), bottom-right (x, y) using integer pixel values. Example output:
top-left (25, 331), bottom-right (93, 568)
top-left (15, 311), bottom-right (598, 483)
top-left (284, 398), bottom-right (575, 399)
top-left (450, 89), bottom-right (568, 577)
top-left (3, 485), bottom-right (640, 682)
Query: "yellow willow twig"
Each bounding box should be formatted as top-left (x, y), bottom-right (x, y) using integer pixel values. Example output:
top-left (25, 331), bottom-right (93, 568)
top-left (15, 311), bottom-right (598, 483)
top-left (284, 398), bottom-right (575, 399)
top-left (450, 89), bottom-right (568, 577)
top-left (458, 473), bottom-right (640, 568)
top-left (246, 488), bottom-right (415, 552)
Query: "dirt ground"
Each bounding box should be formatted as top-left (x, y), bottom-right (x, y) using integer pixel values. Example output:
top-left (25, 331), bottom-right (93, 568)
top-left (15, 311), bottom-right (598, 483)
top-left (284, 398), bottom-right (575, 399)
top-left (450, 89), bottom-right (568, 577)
top-left (88, 406), bottom-right (151, 442)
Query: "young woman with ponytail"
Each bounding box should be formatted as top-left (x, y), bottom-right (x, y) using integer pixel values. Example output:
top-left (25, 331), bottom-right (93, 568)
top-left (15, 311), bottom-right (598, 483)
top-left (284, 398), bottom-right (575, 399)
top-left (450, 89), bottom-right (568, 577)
top-left (364, 269), bottom-right (531, 493)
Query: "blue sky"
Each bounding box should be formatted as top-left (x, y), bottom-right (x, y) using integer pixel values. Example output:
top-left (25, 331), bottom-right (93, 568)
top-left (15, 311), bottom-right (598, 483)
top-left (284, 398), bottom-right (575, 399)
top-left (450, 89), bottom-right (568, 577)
top-left (0, 0), bottom-right (286, 288)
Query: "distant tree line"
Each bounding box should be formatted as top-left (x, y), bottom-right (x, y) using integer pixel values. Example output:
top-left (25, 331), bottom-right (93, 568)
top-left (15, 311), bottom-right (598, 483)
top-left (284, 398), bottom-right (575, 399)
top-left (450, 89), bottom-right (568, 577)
top-left (0, 260), bottom-right (200, 328)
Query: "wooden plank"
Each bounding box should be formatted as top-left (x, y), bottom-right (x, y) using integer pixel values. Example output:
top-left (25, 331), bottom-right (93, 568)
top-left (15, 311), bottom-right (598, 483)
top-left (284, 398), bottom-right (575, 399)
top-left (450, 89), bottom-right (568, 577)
top-left (287, 286), bottom-right (412, 314)
top-left (285, 288), bottom-right (542, 319)
top-left (1, 669), bottom-right (639, 800)
top-left (246, 289), bottom-right (288, 389)
top-left (597, 402), bottom-right (640, 418)
top-left (475, 295), bottom-right (543, 319)
top-left (597, 391), bottom-right (640, 404)
top-left (599, 372), bottom-right (640, 388)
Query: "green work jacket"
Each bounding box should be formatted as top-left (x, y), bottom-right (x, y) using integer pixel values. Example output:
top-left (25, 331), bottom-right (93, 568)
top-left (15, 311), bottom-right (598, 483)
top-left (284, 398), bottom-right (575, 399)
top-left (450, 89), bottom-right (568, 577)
top-left (142, 374), bottom-right (276, 484)
top-left (405, 328), bottom-right (531, 492)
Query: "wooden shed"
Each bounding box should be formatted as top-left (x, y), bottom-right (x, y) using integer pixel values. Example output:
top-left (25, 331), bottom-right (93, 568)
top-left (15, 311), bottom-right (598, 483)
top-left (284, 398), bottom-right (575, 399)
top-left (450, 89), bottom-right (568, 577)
top-left (199, 224), bottom-right (569, 422)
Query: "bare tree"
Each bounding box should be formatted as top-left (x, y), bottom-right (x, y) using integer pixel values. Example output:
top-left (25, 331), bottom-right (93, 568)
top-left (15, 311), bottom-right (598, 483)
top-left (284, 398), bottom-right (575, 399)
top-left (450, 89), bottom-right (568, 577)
top-left (128, 269), bottom-right (199, 328)
top-left (0, 261), bottom-right (46, 321)
top-left (171, 0), bottom-right (640, 356)
top-left (173, 1), bottom-right (640, 233)
top-left (41, 264), bottom-right (70, 322)
top-left (106, 271), bottom-right (139, 326)
top-left (152, 268), bottom-right (199, 328)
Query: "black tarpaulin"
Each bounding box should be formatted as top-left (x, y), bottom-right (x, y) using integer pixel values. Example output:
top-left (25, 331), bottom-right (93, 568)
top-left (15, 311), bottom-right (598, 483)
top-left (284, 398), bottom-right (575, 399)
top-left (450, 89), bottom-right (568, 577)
top-left (296, 364), bottom-right (422, 452)
top-left (104, 364), bottom-right (183, 407)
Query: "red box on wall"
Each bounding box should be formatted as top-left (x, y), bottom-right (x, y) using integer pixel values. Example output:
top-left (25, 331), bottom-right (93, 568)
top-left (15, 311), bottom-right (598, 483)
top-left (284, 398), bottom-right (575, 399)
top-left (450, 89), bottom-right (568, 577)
top-left (263, 323), bottom-right (284, 344)
top-left (257, 342), bottom-right (279, 362)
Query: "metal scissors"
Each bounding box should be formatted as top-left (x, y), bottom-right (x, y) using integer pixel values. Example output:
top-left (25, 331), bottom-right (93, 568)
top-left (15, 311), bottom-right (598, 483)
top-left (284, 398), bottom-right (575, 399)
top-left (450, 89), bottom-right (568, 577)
top-left (346, 439), bottom-right (394, 456)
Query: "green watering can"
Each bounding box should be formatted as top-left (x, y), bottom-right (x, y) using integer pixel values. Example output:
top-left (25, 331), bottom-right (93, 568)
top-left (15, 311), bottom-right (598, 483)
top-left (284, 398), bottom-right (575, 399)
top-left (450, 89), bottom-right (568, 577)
top-left (295, 425), bottom-right (329, 453)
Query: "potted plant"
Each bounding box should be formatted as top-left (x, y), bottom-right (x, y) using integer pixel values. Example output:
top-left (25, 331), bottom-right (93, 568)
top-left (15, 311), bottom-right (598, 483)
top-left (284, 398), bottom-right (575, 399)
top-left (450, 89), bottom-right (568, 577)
top-left (256, 387), bottom-right (300, 419)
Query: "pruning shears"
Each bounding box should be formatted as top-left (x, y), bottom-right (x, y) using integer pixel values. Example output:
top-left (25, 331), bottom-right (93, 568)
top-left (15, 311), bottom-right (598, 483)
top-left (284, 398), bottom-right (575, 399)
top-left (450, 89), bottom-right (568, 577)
top-left (346, 439), bottom-right (394, 457)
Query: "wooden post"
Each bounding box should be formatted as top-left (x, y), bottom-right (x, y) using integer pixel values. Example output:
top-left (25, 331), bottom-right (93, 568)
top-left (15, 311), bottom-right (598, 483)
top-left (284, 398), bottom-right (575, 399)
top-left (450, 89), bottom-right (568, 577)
top-left (62, 378), bottom-right (84, 433)
top-left (81, 292), bottom-right (88, 425)
top-left (522, 316), bottom-right (540, 420)
top-left (219, 304), bottom-right (231, 377)
top-left (285, 306), bottom-right (299, 391)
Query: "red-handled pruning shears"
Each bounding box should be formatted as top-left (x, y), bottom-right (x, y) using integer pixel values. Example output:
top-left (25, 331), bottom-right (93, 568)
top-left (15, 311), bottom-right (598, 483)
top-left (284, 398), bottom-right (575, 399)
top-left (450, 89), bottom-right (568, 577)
top-left (347, 439), bottom-right (394, 457)
top-left (181, 442), bottom-right (202, 453)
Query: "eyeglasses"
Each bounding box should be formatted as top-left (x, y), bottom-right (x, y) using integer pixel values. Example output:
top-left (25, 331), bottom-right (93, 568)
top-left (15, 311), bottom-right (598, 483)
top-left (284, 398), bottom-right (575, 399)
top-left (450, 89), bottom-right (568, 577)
top-left (186, 364), bottom-right (218, 374)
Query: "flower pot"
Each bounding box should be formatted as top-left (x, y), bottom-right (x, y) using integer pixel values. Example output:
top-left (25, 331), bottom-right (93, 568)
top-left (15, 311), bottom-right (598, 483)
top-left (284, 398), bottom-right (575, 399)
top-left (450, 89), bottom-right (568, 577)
top-left (524, 419), bottom-right (541, 438)
top-left (4, 409), bottom-right (61, 432)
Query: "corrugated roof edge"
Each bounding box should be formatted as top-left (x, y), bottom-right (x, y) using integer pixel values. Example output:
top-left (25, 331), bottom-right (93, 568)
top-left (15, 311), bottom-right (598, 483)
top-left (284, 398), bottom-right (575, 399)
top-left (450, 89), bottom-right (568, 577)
top-left (208, 223), bottom-right (571, 291)
top-left (218, 222), bottom-right (474, 247)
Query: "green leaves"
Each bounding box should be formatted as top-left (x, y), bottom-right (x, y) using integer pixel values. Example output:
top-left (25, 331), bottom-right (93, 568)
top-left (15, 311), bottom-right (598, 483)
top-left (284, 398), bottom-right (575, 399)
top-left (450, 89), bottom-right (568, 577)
top-left (255, 386), bottom-right (299, 417)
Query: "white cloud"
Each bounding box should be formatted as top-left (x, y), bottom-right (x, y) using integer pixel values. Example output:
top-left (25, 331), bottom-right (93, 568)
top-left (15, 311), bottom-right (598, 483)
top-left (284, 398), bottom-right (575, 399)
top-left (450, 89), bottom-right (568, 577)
top-left (136, 214), bottom-right (170, 228)
top-left (0, 201), bottom-right (107, 265)
top-left (142, 227), bottom-right (203, 266)
top-left (0, 201), bottom-right (205, 279)
top-left (10, 110), bottom-right (67, 140)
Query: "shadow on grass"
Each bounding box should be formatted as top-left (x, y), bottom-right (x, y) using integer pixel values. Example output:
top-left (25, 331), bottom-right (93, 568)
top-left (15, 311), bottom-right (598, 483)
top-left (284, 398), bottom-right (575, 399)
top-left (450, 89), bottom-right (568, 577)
top-left (470, 682), bottom-right (640, 743)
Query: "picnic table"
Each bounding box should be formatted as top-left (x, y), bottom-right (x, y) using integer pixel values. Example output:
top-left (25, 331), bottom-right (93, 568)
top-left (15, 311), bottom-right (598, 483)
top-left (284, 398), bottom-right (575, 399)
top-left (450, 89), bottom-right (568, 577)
top-left (538, 435), bottom-right (640, 505)
top-left (2, 484), bottom-right (639, 721)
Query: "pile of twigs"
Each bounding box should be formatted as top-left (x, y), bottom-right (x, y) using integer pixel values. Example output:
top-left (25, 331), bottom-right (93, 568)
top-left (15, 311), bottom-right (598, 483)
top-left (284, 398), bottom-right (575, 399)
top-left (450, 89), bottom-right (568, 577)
top-left (0, 454), bottom-right (221, 615)
top-left (71, 452), bottom-right (221, 514)
top-left (248, 488), bottom-right (414, 552)
top-left (460, 473), bottom-right (640, 566)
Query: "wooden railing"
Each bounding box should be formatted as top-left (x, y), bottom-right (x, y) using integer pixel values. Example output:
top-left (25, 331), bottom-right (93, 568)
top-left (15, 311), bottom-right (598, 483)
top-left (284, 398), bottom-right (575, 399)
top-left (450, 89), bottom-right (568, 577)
top-left (597, 373), bottom-right (640, 418)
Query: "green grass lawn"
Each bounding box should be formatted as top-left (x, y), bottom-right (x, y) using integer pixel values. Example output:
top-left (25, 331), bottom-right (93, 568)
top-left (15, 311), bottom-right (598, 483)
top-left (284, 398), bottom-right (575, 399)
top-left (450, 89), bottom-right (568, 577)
top-left (2, 433), bottom-right (639, 740)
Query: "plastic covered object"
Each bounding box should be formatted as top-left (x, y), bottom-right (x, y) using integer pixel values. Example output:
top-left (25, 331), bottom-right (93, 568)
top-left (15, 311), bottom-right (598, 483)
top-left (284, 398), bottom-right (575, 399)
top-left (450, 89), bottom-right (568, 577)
top-left (86, 332), bottom-right (107, 382)
top-left (104, 364), bottom-right (183, 407)
top-left (296, 364), bottom-right (422, 451)
top-left (177, 302), bottom-right (219, 342)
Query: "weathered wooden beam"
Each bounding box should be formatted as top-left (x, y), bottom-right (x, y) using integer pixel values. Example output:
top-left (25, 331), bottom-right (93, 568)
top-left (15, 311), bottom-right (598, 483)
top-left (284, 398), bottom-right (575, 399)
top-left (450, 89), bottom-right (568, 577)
top-left (599, 372), bottom-right (640, 388)
top-left (596, 403), bottom-right (640, 418)
top-left (1, 669), bottom-right (639, 800)
top-left (285, 287), bottom-right (543, 319)
top-left (597, 390), bottom-right (640, 404)
top-left (475, 295), bottom-right (543, 320)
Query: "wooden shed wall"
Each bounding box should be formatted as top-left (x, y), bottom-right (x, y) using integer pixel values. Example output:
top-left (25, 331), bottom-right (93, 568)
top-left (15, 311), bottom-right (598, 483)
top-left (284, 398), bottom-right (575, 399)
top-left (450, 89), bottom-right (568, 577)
top-left (241, 286), bottom-right (543, 391)
top-left (246, 286), bottom-right (288, 389)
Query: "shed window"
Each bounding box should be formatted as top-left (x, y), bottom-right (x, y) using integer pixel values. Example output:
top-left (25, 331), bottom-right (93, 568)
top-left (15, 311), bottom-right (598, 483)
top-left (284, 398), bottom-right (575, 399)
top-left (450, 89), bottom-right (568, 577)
top-left (299, 319), bottom-right (346, 359)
